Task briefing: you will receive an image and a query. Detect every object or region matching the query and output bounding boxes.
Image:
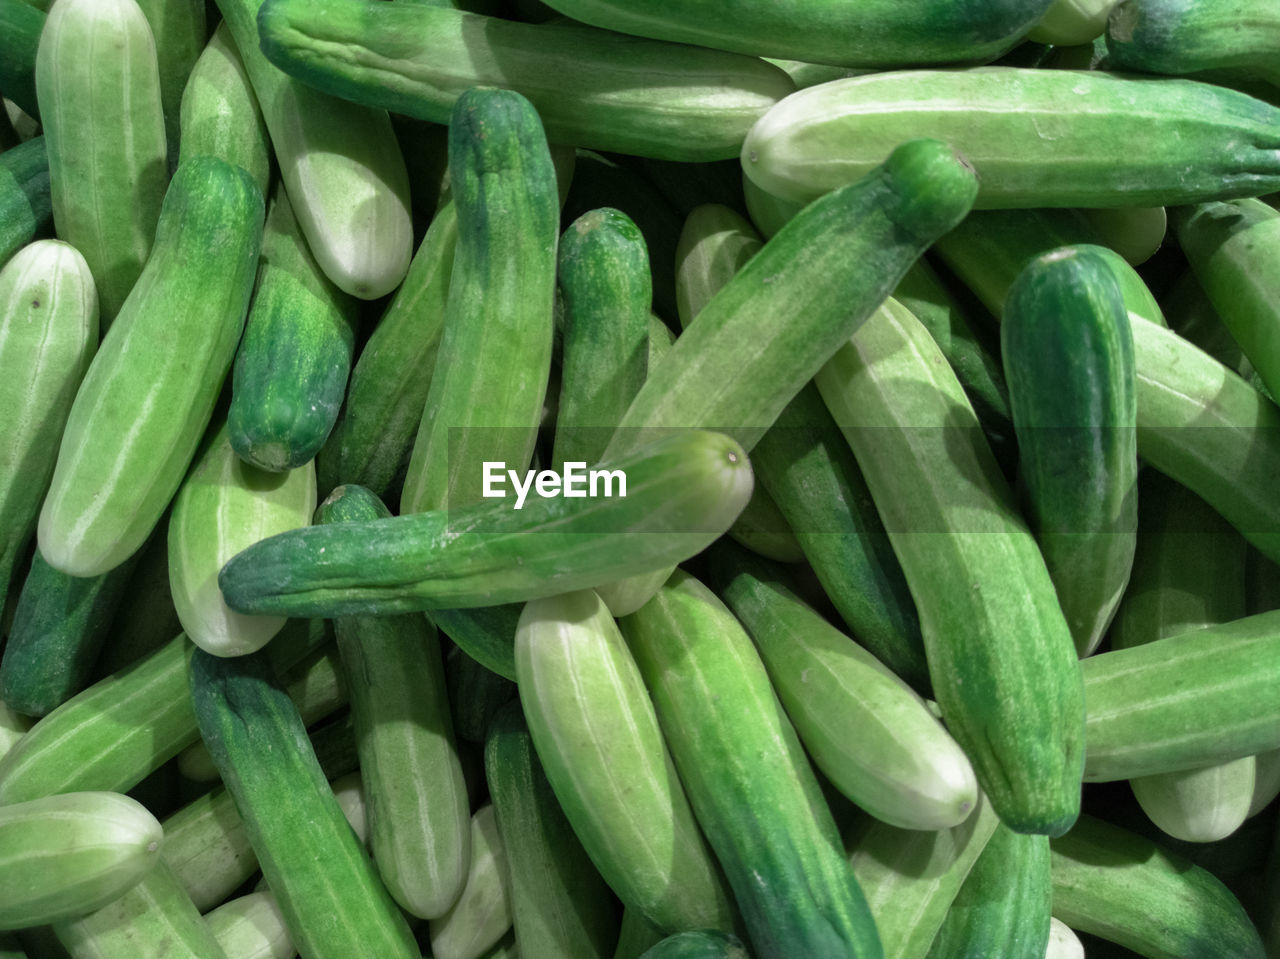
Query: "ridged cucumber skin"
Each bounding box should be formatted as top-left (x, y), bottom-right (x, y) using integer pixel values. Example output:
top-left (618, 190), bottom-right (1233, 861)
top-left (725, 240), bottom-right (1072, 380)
top-left (219, 429), bottom-right (754, 618)
top-left (515, 589), bottom-right (739, 936)
top-left (816, 297), bottom-right (1085, 837)
top-left (256, 0), bottom-right (795, 163)
top-left (535, 0), bottom-right (1048, 67)
top-left (637, 931), bottom-right (749, 959)
top-left (215, 0), bottom-right (412, 299)
top-left (427, 806), bottom-right (513, 959)
top-left (1105, 0), bottom-right (1280, 84)
top-left (924, 824), bottom-right (1051, 959)
top-left (178, 21), bottom-right (271, 215)
top-left (0, 0), bottom-right (41, 119)
top-left (0, 240), bottom-right (96, 607)
top-left (1002, 246), bottom-right (1137, 656)
top-left (1050, 814), bottom-right (1264, 958)
top-left (317, 199), bottom-right (457, 500)
top-left (317, 484), bottom-right (470, 920)
top-left (206, 891), bottom-right (293, 959)
top-left (52, 859), bottom-right (228, 959)
top-left (0, 791), bottom-right (162, 929)
top-left (744, 68), bottom-right (1280, 209)
top-left (710, 543), bottom-right (978, 832)
top-left (484, 702), bottom-right (618, 959)
top-left (189, 646), bottom-right (420, 959)
top-left (37, 155), bottom-right (264, 579)
top-left (621, 572), bottom-right (883, 959)
top-left (605, 138), bottom-right (977, 460)
top-left (169, 424), bottom-right (317, 658)
top-left (0, 136), bottom-right (52, 268)
top-left (133, 0), bottom-right (205, 159)
top-left (400, 88), bottom-right (558, 515)
top-left (229, 184), bottom-right (359, 472)
top-left (34, 0), bottom-right (168, 323)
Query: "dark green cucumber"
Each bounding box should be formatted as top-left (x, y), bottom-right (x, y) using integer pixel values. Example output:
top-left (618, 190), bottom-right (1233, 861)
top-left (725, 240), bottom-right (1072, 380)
top-left (638, 931), bottom-right (749, 959)
top-left (0, 0), bottom-right (42, 119)
top-left (445, 645), bottom-right (515, 744)
top-left (189, 645), bottom-right (420, 959)
top-left (431, 605), bottom-right (521, 683)
top-left (219, 429), bottom-right (753, 619)
top-left (621, 571), bottom-right (883, 959)
top-left (1105, 0), bottom-right (1280, 86)
top-left (1002, 245), bottom-right (1137, 656)
top-left (0, 136), bottom-right (52, 267)
top-left (229, 183), bottom-right (359, 471)
top-left (133, 0), bottom-right (205, 160)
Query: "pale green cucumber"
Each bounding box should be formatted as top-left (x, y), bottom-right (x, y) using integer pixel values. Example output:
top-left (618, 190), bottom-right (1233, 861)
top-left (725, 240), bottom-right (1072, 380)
top-left (1250, 749), bottom-right (1280, 817)
top-left (0, 791), bottom-right (162, 929)
top-left (763, 59), bottom-right (872, 90)
top-left (515, 589), bottom-right (738, 935)
top-left (1045, 918), bottom-right (1084, 959)
top-left (0, 240), bottom-right (96, 609)
top-left (169, 423), bottom-right (316, 658)
top-left (648, 314), bottom-right (674, 366)
top-left (0, 700), bottom-right (30, 763)
top-left (722, 489), bottom-right (805, 564)
top-left (741, 171), bottom-right (803, 239)
top-left (816, 297), bottom-right (1085, 836)
top-left (1029, 0), bottom-right (1119, 45)
top-left (1082, 205), bottom-right (1167, 265)
top-left (318, 484), bottom-right (470, 920)
top-left (134, 0), bottom-right (205, 159)
top-left (34, 0), bottom-right (168, 323)
top-left (711, 543), bottom-right (977, 831)
top-left (428, 806), bottom-right (513, 959)
top-left (215, 0), bottom-right (413, 298)
top-left (178, 21), bottom-right (271, 197)
top-left (37, 155), bottom-right (264, 579)
top-left (206, 891), bottom-right (292, 959)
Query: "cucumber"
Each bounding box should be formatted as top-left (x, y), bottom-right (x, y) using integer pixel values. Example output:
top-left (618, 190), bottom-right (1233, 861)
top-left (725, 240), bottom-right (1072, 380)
top-left (219, 429), bottom-right (753, 619)
top-left (515, 589), bottom-right (739, 935)
top-left (1028, 0), bottom-right (1118, 45)
top-left (621, 571), bottom-right (883, 959)
top-left (431, 605), bottom-right (521, 683)
top-left (1002, 245), bottom-right (1137, 656)
top-left (205, 891), bottom-right (293, 959)
top-left (189, 644), bottom-right (421, 959)
top-left (228, 182), bottom-right (359, 472)
top-left (637, 931), bottom-right (749, 959)
top-left (400, 87), bottom-right (557, 515)
top-left (1105, 0), bottom-right (1280, 86)
top-left (0, 136), bottom-right (52, 267)
top-left (0, 0), bottom-right (41, 119)
top-left (256, 0), bottom-right (795, 163)
top-left (0, 791), bottom-right (162, 929)
top-left (317, 484), bottom-right (470, 920)
top-left (35, 0), bottom-right (168, 323)
top-left (93, 523), bottom-right (183, 678)
top-left (0, 700), bottom-right (30, 764)
top-left (614, 909), bottom-right (666, 959)
top-left (446, 645), bottom-right (515, 745)
top-left (0, 240), bottom-right (96, 609)
top-left (722, 489), bottom-right (805, 564)
top-left (816, 297), bottom-right (1085, 836)
top-left (178, 20), bottom-right (271, 198)
top-left (133, 0), bottom-right (206, 159)
top-left (744, 68), bottom-right (1280, 209)
top-left (1046, 918), bottom-right (1084, 959)
top-left (1082, 205), bottom-right (1167, 265)
top-left (427, 805), bottom-right (513, 959)
top-left (37, 155), bottom-right (264, 579)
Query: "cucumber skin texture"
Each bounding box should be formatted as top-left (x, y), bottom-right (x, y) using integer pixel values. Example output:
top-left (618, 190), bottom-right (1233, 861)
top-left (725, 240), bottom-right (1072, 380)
top-left (1050, 814), bottom-right (1264, 958)
top-left (229, 184), bottom-right (359, 472)
top-left (256, 0), bottom-right (796, 163)
top-left (0, 239), bottom-right (96, 609)
top-left (37, 155), bottom-right (264, 579)
top-left (400, 88), bottom-right (558, 515)
top-left (1002, 247), bottom-right (1137, 656)
top-left (0, 791), bottom-right (162, 929)
top-left (0, 0), bottom-right (42, 118)
top-left (189, 646), bottom-right (421, 959)
top-left (534, 0), bottom-right (1048, 67)
top-left (0, 136), bottom-right (53, 268)
top-left (621, 572), bottom-right (884, 959)
top-left (35, 0), bottom-right (168, 322)
top-left (816, 297), bottom-right (1085, 837)
top-left (744, 68), bottom-right (1280, 209)
top-left (1105, 0), bottom-right (1280, 83)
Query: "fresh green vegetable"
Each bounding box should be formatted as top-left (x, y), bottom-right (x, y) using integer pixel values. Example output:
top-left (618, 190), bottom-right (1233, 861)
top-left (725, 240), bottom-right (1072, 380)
top-left (1105, 0), bottom-right (1280, 86)
top-left (427, 806), bottom-right (513, 959)
top-left (637, 931), bottom-right (749, 959)
top-left (0, 136), bottom-right (52, 268)
top-left (0, 0), bottom-right (41, 119)
top-left (205, 891), bottom-right (293, 959)
top-left (133, 0), bottom-right (206, 159)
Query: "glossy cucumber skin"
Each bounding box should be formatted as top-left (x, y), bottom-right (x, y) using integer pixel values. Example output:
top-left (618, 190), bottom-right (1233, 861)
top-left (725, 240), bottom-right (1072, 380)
top-left (0, 0), bottom-right (42, 118)
top-left (1105, 0), bottom-right (1280, 84)
top-left (0, 136), bottom-right (52, 268)
top-left (37, 155), bottom-right (264, 579)
top-left (744, 68), bottom-right (1280, 209)
top-left (256, 0), bottom-right (796, 163)
top-left (622, 572), bottom-right (883, 959)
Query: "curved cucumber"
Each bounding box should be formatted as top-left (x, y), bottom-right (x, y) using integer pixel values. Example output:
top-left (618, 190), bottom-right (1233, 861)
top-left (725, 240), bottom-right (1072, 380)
top-left (0, 136), bottom-right (52, 268)
top-left (1105, 0), bottom-right (1280, 85)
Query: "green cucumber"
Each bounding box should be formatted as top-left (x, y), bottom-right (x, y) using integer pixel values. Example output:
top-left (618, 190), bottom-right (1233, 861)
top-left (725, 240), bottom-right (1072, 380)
top-left (427, 805), bottom-right (513, 959)
top-left (0, 700), bottom-right (30, 764)
top-left (37, 155), bottom-right (264, 579)
top-left (431, 605), bottom-right (521, 683)
top-left (0, 0), bottom-right (41, 119)
top-left (178, 21), bottom-right (271, 198)
top-left (1028, 0), bottom-right (1118, 45)
top-left (229, 182), bottom-right (359, 472)
top-left (621, 571), bottom-right (883, 959)
top-left (740, 170), bottom-right (803, 239)
top-left (189, 644), bottom-right (420, 959)
top-left (0, 136), bottom-right (52, 268)
top-left (134, 0), bottom-right (206, 160)
top-left (400, 87), bottom-right (557, 515)
top-left (1105, 0), bottom-right (1280, 86)
top-left (614, 909), bottom-right (666, 959)
top-left (446, 645), bottom-right (515, 744)
top-left (638, 931), bottom-right (749, 959)
top-left (1002, 245), bottom-right (1137, 656)
top-left (256, 0), bottom-right (795, 163)
top-left (816, 296), bottom-right (1085, 836)
top-left (35, 0), bottom-right (168, 323)
top-left (0, 239), bottom-right (96, 609)
top-left (169, 423), bottom-right (317, 657)
top-left (722, 489), bottom-right (804, 564)
top-left (206, 891), bottom-right (293, 959)
top-left (1081, 205), bottom-right (1167, 265)
top-left (515, 589), bottom-right (738, 935)
top-left (93, 523), bottom-right (183, 678)
top-left (711, 543), bottom-right (977, 832)
top-left (0, 791), bottom-right (162, 929)
top-left (318, 484), bottom-right (470, 920)
top-left (743, 68), bottom-right (1280, 209)
top-left (219, 429), bottom-right (753, 619)
top-left (762, 59), bottom-right (872, 90)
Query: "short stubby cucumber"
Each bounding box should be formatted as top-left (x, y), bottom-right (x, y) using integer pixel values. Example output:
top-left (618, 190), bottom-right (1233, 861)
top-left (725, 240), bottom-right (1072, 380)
top-left (743, 68), bottom-right (1280, 209)
top-left (37, 155), bottom-right (263, 579)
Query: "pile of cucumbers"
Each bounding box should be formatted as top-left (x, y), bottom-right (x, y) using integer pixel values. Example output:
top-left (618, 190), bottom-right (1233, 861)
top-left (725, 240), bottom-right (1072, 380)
top-left (5, 0), bottom-right (1280, 956)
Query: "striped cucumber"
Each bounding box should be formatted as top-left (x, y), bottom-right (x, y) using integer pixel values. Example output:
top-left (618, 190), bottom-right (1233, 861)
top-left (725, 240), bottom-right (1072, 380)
top-left (427, 805), bottom-right (513, 959)
top-left (0, 136), bottom-right (52, 267)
